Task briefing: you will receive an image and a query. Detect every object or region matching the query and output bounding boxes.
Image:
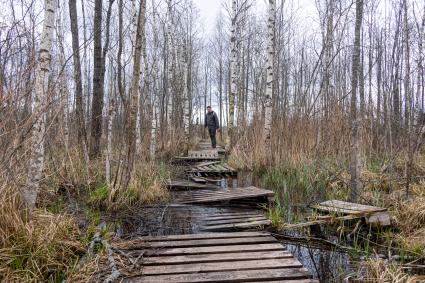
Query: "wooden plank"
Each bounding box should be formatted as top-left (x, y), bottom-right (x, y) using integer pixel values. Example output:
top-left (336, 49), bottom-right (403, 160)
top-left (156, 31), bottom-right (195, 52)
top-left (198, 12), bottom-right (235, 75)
top-left (195, 161), bottom-right (221, 167)
top-left (190, 177), bottom-right (208, 184)
top-left (320, 200), bottom-right (386, 212)
top-left (141, 243), bottom-right (285, 256)
top-left (144, 236), bottom-right (277, 248)
top-left (201, 220), bottom-right (271, 231)
top-left (143, 258), bottom-right (304, 275)
top-left (310, 204), bottom-right (363, 215)
top-left (203, 216), bottom-right (268, 226)
top-left (179, 193), bottom-right (273, 204)
top-left (168, 180), bottom-right (216, 188)
top-left (143, 250), bottom-right (294, 265)
top-left (202, 214), bottom-right (266, 221)
top-left (141, 232), bottom-right (270, 241)
top-left (127, 268), bottom-right (311, 283)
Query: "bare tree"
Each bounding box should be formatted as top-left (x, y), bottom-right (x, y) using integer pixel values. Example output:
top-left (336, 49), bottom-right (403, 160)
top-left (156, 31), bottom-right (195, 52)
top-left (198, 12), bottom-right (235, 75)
top-left (23, 0), bottom-right (56, 210)
top-left (264, 0), bottom-right (276, 154)
top-left (350, 0), bottom-right (364, 202)
top-left (69, 0), bottom-right (88, 156)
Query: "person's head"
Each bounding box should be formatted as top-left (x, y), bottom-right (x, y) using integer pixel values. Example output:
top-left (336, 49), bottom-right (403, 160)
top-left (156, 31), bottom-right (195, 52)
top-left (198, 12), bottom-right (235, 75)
top-left (207, 106), bottom-right (212, 113)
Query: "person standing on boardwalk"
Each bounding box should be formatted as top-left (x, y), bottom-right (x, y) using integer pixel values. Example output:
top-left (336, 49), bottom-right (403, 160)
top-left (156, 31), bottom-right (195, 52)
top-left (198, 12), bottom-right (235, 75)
top-left (204, 106), bottom-right (220, 148)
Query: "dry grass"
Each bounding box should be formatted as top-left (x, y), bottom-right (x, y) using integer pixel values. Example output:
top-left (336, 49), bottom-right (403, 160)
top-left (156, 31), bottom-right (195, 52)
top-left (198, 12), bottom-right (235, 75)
top-left (356, 259), bottom-right (425, 283)
top-left (108, 161), bottom-right (170, 208)
top-left (0, 185), bottom-right (87, 282)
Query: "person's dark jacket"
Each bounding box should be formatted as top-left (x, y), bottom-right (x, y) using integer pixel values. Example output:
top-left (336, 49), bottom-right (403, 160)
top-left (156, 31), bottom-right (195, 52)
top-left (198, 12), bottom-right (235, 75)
top-left (205, 111), bottom-right (220, 130)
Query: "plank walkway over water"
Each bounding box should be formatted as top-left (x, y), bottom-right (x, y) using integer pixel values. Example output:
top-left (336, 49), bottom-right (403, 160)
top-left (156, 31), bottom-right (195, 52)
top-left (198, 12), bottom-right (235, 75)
top-left (167, 180), bottom-right (220, 190)
top-left (122, 232), bottom-right (315, 283)
top-left (187, 162), bottom-right (237, 177)
top-left (174, 186), bottom-right (275, 205)
top-left (198, 210), bottom-right (270, 231)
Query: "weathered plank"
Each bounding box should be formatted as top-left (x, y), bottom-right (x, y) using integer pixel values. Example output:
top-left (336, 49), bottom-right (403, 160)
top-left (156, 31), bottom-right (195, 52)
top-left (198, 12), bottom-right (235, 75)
top-left (202, 216), bottom-right (268, 226)
top-left (144, 236), bottom-right (277, 248)
top-left (311, 200), bottom-right (391, 226)
top-left (141, 243), bottom-right (285, 255)
top-left (201, 220), bottom-right (271, 231)
top-left (141, 231), bottom-right (270, 241)
top-left (126, 268), bottom-right (311, 282)
top-left (167, 180), bottom-right (218, 190)
top-left (201, 214), bottom-right (266, 221)
top-left (319, 200), bottom-right (386, 212)
top-left (143, 250), bottom-right (293, 265)
top-left (175, 186), bottom-right (274, 204)
top-left (142, 258), bottom-right (304, 275)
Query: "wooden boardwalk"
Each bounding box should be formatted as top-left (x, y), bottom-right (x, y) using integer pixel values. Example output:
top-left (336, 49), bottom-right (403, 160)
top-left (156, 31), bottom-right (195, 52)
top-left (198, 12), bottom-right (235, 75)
top-left (187, 162), bottom-right (237, 177)
top-left (122, 232), bottom-right (315, 283)
top-left (167, 180), bottom-right (220, 190)
top-left (198, 210), bottom-right (270, 231)
top-left (174, 186), bottom-right (275, 205)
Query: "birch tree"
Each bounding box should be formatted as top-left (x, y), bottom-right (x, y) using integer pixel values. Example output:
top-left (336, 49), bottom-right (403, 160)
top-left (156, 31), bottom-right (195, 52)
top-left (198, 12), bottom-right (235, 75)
top-left (23, 0), bottom-right (56, 210)
top-left (264, 0), bottom-right (276, 153)
top-left (350, 0), bottom-right (364, 202)
top-left (123, 0), bottom-right (146, 188)
top-left (228, 0), bottom-right (238, 148)
top-left (182, 38), bottom-right (190, 153)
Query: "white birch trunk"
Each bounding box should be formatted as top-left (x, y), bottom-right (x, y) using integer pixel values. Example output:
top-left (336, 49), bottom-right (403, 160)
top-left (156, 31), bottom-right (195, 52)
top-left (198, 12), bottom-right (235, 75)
top-left (23, 0), bottom-right (56, 210)
top-left (227, 0), bottom-right (238, 148)
top-left (150, 98), bottom-right (158, 160)
top-left (264, 0), bottom-right (276, 151)
top-left (166, 0), bottom-right (174, 128)
top-left (56, 9), bottom-right (69, 152)
top-left (135, 0), bottom-right (146, 155)
top-left (182, 39), bottom-right (190, 152)
top-left (150, 0), bottom-right (158, 159)
top-left (106, 97), bottom-right (115, 187)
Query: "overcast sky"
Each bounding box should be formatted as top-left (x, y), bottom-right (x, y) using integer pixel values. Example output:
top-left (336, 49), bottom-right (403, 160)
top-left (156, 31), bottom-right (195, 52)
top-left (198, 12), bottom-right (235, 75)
top-left (193, 0), bottom-right (320, 35)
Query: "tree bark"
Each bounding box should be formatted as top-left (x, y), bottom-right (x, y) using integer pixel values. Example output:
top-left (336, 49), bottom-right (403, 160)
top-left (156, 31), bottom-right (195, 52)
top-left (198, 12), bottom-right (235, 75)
top-left (69, 0), bottom-right (87, 153)
top-left (123, 0), bottom-right (146, 188)
top-left (264, 0), bottom-right (276, 154)
top-left (90, 0), bottom-right (115, 159)
top-left (228, 0), bottom-right (238, 148)
top-left (23, 0), bottom-right (56, 210)
top-left (350, 0), bottom-right (364, 202)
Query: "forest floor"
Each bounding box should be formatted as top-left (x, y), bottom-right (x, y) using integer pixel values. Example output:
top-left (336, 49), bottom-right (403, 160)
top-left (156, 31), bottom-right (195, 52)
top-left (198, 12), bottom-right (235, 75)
top-left (1, 143), bottom-right (425, 282)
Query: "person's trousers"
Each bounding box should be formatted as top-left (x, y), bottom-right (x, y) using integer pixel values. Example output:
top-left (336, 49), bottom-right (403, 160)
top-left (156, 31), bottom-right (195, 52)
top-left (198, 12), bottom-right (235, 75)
top-left (208, 128), bottom-right (217, 148)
